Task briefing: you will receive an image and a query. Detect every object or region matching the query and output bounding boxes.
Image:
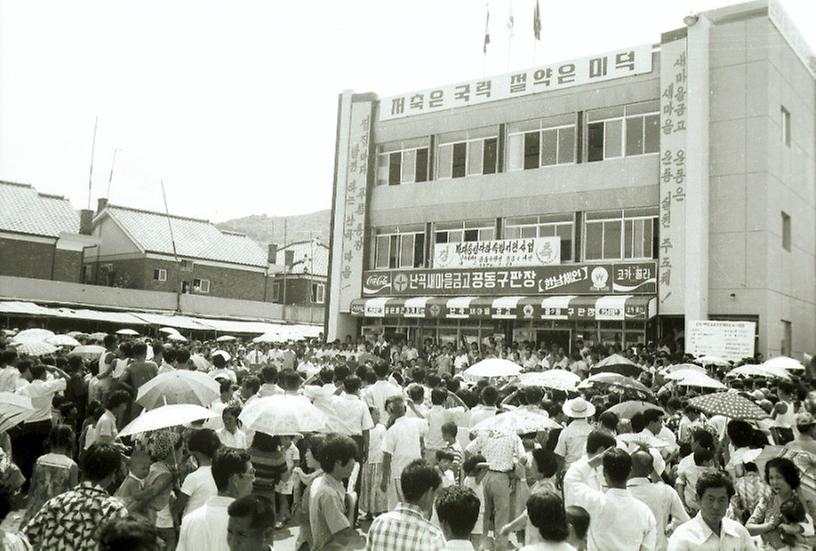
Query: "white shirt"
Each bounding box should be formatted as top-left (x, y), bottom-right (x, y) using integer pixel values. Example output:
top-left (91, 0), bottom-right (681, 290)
top-left (364, 380), bottom-right (402, 421)
top-left (426, 405), bottom-right (467, 450)
top-left (442, 541), bottom-right (478, 550)
top-left (0, 367), bottom-right (20, 393)
top-left (181, 465), bottom-right (217, 517)
top-left (330, 393), bottom-right (374, 436)
top-left (564, 464), bottom-right (657, 551)
top-left (382, 415), bottom-right (427, 479)
top-left (563, 455), bottom-right (603, 508)
top-left (520, 543), bottom-right (576, 551)
top-left (554, 419), bottom-right (594, 467)
top-left (177, 495), bottom-right (234, 551)
top-left (158, 362), bottom-right (176, 375)
top-left (17, 378), bottom-right (67, 423)
top-left (667, 513), bottom-right (756, 551)
top-left (368, 424), bottom-right (386, 463)
top-left (468, 405), bottom-right (499, 431)
top-left (628, 477), bottom-right (690, 551)
top-left (466, 430), bottom-right (525, 472)
top-left (216, 428), bottom-right (248, 449)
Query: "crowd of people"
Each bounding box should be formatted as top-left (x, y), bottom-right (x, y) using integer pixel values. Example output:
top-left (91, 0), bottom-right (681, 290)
top-left (0, 327), bottom-right (814, 550)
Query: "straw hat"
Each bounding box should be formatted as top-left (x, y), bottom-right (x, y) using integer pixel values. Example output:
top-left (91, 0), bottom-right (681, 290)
top-left (563, 397), bottom-right (596, 419)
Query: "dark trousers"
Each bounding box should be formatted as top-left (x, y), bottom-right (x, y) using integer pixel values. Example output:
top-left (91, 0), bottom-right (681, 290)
top-left (19, 419), bottom-right (52, 490)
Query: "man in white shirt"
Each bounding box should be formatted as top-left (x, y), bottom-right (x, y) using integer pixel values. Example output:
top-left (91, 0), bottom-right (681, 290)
top-left (667, 470), bottom-right (756, 551)
top-left (329, 375), bottom-right (374, 461)
top-left (177, 448), bottom-right (255, 551)
top-left (641, 408), bottom-right (679, 459)
top-left (563, 430), bottom-right (616, 508)
top-left (565, 447), bottom-right (657, 551)
top-left (468, 386), bottom-right (501, 437)
top-left (628, 449), bottom-right (689, 551)
top-left (363, 363), bottom-right (401, 422)
top-left (177, 429), bottom-right (220, 518)
top-left (381, 396), bottom-right (427, 511)
top-left (216, 406), bottom-right (248, 449)
top-left (0, 349), bottom-right (20, 393)
top-left (425, 388), bottom-right (468, 464)
top-left (555, 397), bottom-right (596, 469)
top-left (436, 485), bottom-right (480, 551)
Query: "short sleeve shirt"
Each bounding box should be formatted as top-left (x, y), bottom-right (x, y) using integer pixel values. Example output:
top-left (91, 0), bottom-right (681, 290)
top-left (309, 474), bottom-right (351, 551)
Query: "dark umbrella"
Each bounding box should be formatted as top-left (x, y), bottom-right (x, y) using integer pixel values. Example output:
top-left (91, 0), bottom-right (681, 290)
top-left (590, 354), bottom-right (642, 378)
top-left (606, 400), bottom-right (664, 419)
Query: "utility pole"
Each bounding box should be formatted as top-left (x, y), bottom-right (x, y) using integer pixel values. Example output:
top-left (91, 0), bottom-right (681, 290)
top-left (86, 117), bottom-right (98, 210)
top-left (282, 218), bottom-right (288, 307)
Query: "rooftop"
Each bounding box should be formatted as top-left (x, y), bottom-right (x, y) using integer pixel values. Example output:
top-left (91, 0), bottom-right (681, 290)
top-left (0, 181), bottom-right (80, 238)
top-left (275, 239), bottom-right (329, 277)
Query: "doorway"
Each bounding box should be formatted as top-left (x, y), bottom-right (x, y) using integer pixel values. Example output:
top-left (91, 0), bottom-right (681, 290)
top-left (536, 329), bottom-right (572, 355)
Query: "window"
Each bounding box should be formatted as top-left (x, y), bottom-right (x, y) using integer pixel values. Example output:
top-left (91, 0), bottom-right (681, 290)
top-left (781, 106), bottom-right (791, 146)
top-left (437, 127), bottom-right (498, 179)
top-left (272, 281), bottom-right (281, 302)
top-left (504, 214), bottom-right (574, 261)
top-left (584, 208), bottom-right (659, 261)
top-left (180, 260), bottom-right (194, 271)
top-left (376, 137), bottom-right (430, 185)
top-left (311, 282), bottom-right (325, 304)
top-left (782, 320), bottom-right (792, 356)
top-left (507, 115), bottom-right (576, 171)
top-left (82, 264), bottom-right (93, 283)
top-left (782, 211), bottom-right (791, 251)
top-left (586, 101), bottom-right (659, 162)
top-left (153, 268), bottom-right (167, 282)
top-left (372, 226), bottom-right (425, 269)
top-left (434, 220), bottom-right (495, 244)
top-left (193, 278), bottom-right (210, 293)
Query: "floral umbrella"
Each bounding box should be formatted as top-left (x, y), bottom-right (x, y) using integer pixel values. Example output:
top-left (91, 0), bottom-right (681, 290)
top-left (688, 392), bottom-right (769, 420)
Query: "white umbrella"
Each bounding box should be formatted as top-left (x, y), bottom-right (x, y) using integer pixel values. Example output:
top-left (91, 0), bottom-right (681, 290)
top-left (13, 340), bottom-right (57, 357)
top-left (472, 408), bottom-right (561, 435)
top-left (618, 432), bottom-right (670, 449)
top-left (136, 370), bottom-right (220, 409)
top-left (239, 395), bottom-right (328, 435)
top-left (212, 350), bottom-right (232, 362)
top-left (764, 356), bottom-right (805, 372)
top-left (159, 327), bottom-right (181, 335)
top-left (13, 328), bottom-right (55, 342)
top-left (673, 371), bottom-right (727, 390)
top-left (216, 335), bottom-right (237, 342)
top-left (663, 363), bottom-right (706, 375)
top-left (116, 328), bottom-right (140, 336)
top-left (728, 364), bottom-right (791, 380)
top-left (189, 354), bottom-right (210, 371)
top-left (45, 335), bottom-right (81, 347)
top-left (119, 404), bottom-right (218, 438)
top-left (66, 331), bottom-right (89, 339)
top-left (517, 370), bottom-right (580, 391)
top-left (167, 334), bottom-right (188, 342)
top-left (253, 332), bottom-right (283, 344)
top-left (664, 368), bottom-right (709, 381)
top-left (463, 359), bottom-right (522, 379)
top-left (0, 392), bottom-right (35, 433)
top-left (68, 344), bottom-right (107, 360)
top-left (697, 355), bottom-right (731, 367)
top-left (88, 332), bottom-right (108, 341)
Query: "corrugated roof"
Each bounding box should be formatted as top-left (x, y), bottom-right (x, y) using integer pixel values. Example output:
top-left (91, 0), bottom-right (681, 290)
top-left (104, 205), bottom-right (268, 268)
top-left (0, 181), bottom-right (79, 238)
top-left (276, 240), bottom-right (329, 277)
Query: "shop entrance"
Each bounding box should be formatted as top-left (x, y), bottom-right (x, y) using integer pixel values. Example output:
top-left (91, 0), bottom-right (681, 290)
top-left (536, 329), bottom-right (572, 355)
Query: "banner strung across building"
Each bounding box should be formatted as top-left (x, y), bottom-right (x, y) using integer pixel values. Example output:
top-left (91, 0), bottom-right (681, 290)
top-left (362, 261), bottom-right (656, 297)
top-left (433, 237), bottom-right (560, 269)
top-left (380, 44), bottom-right (653, 121)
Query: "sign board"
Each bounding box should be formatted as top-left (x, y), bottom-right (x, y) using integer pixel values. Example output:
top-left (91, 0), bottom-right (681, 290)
top-left (362, 261), bottom-right (656, 297)
top-left (686, 320), bottom-right (756, 362)
top-left (658, 35), bottom-right (688, 314)
top-left (380, 44), bottom-right (653, 121)
top-left (433, 237), bottom-right (560, 269)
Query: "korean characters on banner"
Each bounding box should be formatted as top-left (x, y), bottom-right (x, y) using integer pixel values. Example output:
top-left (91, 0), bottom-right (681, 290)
top-left (433, 237), bottom-right (560, 269)
top-left (337, 101), bottom-right (373, 312)
top-left (380, 44), bottom-right (653, 121)
top-left (658, 36), bottom-right (688, 314)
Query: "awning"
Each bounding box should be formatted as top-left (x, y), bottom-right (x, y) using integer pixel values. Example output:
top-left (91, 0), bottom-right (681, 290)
top-left (350, 295), bottom-right (656, 321)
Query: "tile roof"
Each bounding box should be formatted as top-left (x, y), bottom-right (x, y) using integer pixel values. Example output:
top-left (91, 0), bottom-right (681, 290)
top-left (0, 181), bottom-right (80, 238)
top-left (276, 239), bottom-right (329, 277)
top-left (104, 205), bottom-right (268, 268)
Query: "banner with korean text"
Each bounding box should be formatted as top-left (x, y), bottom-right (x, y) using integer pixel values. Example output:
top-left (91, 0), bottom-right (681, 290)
top-left (686, 320), bottom-right (756, 362)
top-left (380, 44), bottom-right (653, 121)
top-left (433, 237), bottom-right (560, 269)
top-left (658, 35), bottom-right (688, 315)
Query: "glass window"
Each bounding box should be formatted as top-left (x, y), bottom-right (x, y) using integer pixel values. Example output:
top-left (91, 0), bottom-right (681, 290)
top-left (782, 106), bottom-right (791, 146)
top-left (437, 145), bottom-right (452, 179)
top-left (483, 138), bottom-right (498, 174)
top-left (541, 129), bottom-right (558, 166)
top-left (468, 140), bottom-right (483, 176)
top-left (603, 220), bottom-right (622, 259)
top-left (782, 211), bottom-right (791, 251)
top-left (401, 149), bottom-right (416, 183)
top-left (464, 229), bottom-right (479, 242)
top-left (604, 119), bottom-right (622, 158)
top-left (389, 235), bottom-right (399, 268)
top-left (587, 122), bottom-right (604, 162)
top-left (626, 117), bottom-right (644, 156)
top-left (452, 142), bottom-right (467, 178)
top-left (507, 133), bottom-right (524, 171)
top-left (377, 154), bottom-right (389, 186)
top-left (644, 115), bottom-right (660, 153)
top-left (400, 234), bottom-right (414, 267)
top-left (388, 152), bottom-right (401, 185)
top-left (585, 222), bottom-right (603, 260)
top-left (415, 148), bottom-right (429, 182)
top-left (558, 127), bottom-right (575, 164)
top-left (414, 233), bottom-right (425, 267)
top-left (375, 235), bottom-right (389, 269)
top-left (524, 132), bottom-right (540, 170)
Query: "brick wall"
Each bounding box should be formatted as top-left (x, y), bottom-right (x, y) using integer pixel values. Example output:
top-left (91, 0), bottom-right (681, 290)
top-left (52, 249), bottom-right (83, 283)
top-left (267, 275), bottom-right (326, 305)
top-left (0, 237), bottom-right (55, 279)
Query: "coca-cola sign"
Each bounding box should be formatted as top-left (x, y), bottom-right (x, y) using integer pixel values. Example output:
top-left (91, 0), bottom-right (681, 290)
top-left (363, 274), bottom-right (391, 295)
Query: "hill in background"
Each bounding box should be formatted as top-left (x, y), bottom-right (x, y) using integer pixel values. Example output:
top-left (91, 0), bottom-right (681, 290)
top-left (216, 209), bottom-right (331, 246)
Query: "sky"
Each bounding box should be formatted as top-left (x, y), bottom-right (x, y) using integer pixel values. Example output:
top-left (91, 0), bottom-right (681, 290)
top-left (0, 0), bottom-right (813, 223)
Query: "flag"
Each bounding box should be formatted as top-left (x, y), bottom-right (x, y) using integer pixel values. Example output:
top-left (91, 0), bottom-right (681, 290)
top-left (533, 0), bottom-right (541, 40)
top-left (483, 7), bottom-right (490, 53)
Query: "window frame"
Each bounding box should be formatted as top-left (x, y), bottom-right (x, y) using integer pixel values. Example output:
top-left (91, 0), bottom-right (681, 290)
top-left (503, 214), bottom-right (576, 261)
top-left (153, 268), bottom-right (167, 282)
top-left (582, 208), bottom-right (659, 262)
top-left (782, 211), bottom-right (791, 252)
top-left (586, 102), bottom-right (660, 162)
top-left (180, 260), bottom-right (194, 272)
top-left (507, 121), bottom-right (576, 171)
top-left (376, 139), bottom-right (431, 186)
top-left (781, 106), bottom-right (791, 147)
top-left (193, 278), bottom-right (210, 293)
top-left (433, 220), bottom-right (496, 245)
top-left (436, 129), bottom-right (499, 180)
top-left (372, 227), bottom-right (426, 270)
top-left (311, 282), bottom-right (326, 304)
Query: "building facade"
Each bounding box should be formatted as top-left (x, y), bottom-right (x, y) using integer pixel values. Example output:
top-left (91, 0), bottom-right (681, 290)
top-left (269, 239), bottom-right (329, 306)
top-left (326, 0), bottom-right (816, 359)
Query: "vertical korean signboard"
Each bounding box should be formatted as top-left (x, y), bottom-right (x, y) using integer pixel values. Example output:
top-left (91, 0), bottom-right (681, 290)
top-left (336, 100), bottom-right (372, 313)
top-left (658, 36), bottom-right (688, 315)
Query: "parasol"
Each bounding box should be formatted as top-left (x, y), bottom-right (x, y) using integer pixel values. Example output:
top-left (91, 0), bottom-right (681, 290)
top-left (136, 370), bottom-right (220, 409)
top-left (578, 373), bottom-right (653, 397)
top-left (696, 355), bottom-right (731, 367)
top-left (763, 356), bottom-right (805, 372)
top-left (463, 359), bottom-right (522, 379)
top-left (12, 328), bottom-right (55, 342)
top-left (189, 354), bottom-right (211, 371)
top-left (672, 371), bottom-right (727, 390)
top-left (688, 392), bottom-right (769, 420)
top-left (88, 332), bottom-right (108, 341)
top-left (119, 404), bottom-right (218, 438)
top-left (239, 395), bottom-right (328, 435)
top-left (663, 363), bottom-right (707, 375)
top-left (68, 344), bottom-right (106, 360)
top-left (116, 328), bottom-right (140, 336)
top-left (0, 392), bottom-right (35, 433)
top-left (167, 334), bottom-right (188, 342)
top-left (727, 364), bottom-right (790, 380)
top-left (618, 432), bottom-right (670, 449)
top-left (66, 331), bottom-right (89, 339)
top-left (253, 332), bottom-right (284, 344)
top-left (216, 335), bottom-right (237, 342)
top-left (471, 408), bottom-right (561, 435)
top-left (13, 340), bottom-right (57, 357)
top-left (590, 354), bottom-right (642, 377)
top-left (45, 335), bottom-right (81, 347)
top-left (517, 370), bottom-right (580, 392)
top-left (606, 401), bottom-right (664, 419)
top-left (212, 350), bottom-right (232, 362)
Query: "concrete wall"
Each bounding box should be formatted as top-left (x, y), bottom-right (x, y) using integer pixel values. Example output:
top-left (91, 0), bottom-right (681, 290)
top-left (707, 15), bottom-right (816, 358)
top-left (52, 249), bottom-right (82, 283)
top-left (0, 237), bottom-right (55, 279)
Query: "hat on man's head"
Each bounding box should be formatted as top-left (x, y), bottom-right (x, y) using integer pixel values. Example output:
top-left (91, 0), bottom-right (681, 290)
top-left (562, 397), bottom-right (596, 419)
top-left (796, 411), bottom-right (816, 429)
top-left (751, 390), bottom-right (765, 401)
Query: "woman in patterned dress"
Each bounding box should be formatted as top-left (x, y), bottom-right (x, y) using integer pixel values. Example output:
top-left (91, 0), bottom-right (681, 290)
top-left (20, 424), bottom-right (78, 527)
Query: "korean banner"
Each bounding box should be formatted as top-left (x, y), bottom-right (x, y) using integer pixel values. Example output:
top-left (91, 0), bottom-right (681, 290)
top-left (433, 237), bottom-right (560, 269)
top-left (685, 320), bottom-right (756, 362)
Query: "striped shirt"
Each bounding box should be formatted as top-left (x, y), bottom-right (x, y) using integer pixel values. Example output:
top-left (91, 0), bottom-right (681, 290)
top-left (366, 502), bottom-right (445, 551)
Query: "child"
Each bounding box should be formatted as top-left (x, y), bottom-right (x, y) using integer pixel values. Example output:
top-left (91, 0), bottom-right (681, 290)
top-left (434, 450), bottom-right (456, 488)
top-left (779, 498), bottom-right (813, 551)
top-left (114, 447), bottom-right (152, 520)
top-left (21, 424), bottom-right (79, 526)
top-left (275, 435), bottom-right (300, 527)
top-left (463, 455), bottom-right (488, 551)
top-left (566, 505), bottom-right (590, 551)
top-left (440, 421), bottom-right (463, 482)
top-left (360, 407), bottom-right (387, 520)
top-left (500, 448), bottom-right (559, 545)
top-left (676, 447), bottom-right (715, 515)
